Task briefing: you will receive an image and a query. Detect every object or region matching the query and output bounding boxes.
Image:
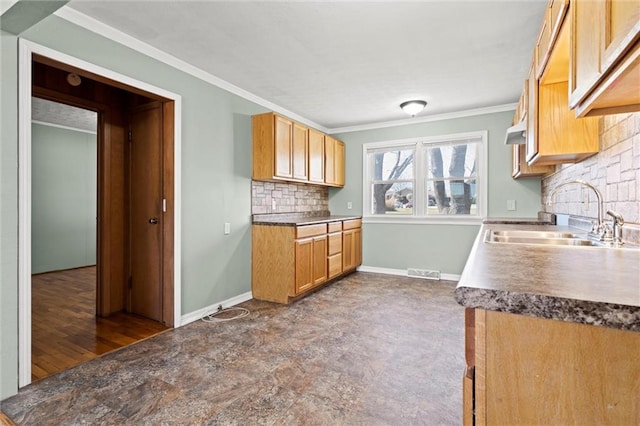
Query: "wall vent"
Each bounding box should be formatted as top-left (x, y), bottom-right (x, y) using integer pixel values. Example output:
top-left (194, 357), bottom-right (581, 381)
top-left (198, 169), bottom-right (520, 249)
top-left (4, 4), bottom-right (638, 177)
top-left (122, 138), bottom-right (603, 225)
top-left (407, 268), bottom-right (441, 280)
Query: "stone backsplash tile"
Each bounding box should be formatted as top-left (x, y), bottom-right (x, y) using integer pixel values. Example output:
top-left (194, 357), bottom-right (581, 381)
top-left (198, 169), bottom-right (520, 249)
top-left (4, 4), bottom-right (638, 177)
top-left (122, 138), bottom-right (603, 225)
top-left (543, 112), bottom-right (640, 226)
top-left (251, 180), bottom-right (329, 214)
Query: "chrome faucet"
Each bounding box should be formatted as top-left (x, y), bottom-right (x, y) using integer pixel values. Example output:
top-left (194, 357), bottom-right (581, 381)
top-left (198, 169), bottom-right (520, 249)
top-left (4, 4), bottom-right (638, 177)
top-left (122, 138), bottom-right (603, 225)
top-left (606, 210), bottom-right (624, 245)
top-left (546, 179), bottom-right (611, 242)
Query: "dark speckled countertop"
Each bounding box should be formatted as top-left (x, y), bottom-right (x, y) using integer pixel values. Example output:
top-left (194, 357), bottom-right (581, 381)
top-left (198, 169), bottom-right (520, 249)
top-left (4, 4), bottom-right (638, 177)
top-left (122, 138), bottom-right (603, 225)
top-left (252, 214), bottom-right (361, 226)
top-left (455, 223), bottom-right (640, 332)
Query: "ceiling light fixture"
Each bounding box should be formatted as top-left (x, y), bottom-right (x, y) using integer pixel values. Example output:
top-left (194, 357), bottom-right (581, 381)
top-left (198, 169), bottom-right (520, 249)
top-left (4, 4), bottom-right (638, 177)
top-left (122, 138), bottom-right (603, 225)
top-left (400, 100), bottom-right (427, 117)
top-left (66, 73), bottom-right (82, 87)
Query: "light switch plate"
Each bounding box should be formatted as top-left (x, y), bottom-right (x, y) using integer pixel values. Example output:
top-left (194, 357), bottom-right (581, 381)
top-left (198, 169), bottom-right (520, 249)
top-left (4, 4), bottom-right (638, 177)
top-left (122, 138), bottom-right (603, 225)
top-left (347, 202), bottom-right (353, 209)
top-left (224, 222), bottom-right (231, 235)
top-left (507, 200), bottom-right (516, 211)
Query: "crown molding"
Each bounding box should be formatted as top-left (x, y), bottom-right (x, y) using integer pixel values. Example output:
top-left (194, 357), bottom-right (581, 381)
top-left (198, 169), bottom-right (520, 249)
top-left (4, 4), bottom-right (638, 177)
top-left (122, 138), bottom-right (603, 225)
top-left (53, 6), bottom-right (329, 133)
top-left (328, 103), bottom-right (518, 134)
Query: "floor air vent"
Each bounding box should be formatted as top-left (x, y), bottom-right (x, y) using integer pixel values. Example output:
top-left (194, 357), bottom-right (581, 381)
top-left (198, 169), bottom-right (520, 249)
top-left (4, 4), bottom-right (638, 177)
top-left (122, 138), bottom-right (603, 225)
top-left (407, 268), bottom-right (441, 280)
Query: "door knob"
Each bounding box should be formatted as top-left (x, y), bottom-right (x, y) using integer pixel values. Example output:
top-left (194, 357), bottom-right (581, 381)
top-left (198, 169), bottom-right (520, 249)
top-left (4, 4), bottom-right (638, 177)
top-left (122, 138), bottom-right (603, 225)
top-left (149, 217), bottom-right (158, 224)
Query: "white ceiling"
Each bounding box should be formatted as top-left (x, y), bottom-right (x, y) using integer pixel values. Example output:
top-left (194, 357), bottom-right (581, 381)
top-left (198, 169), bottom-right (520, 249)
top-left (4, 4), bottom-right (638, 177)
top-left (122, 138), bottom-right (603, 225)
top-left (32, 97), bottom-right (97, 132)
top-left (63, 0), bottom-right (546, 131)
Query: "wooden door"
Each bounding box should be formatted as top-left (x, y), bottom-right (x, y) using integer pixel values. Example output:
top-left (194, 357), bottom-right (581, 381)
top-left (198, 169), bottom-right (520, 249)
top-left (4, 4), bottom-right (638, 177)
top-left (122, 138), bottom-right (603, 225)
top-left (354, 228), bottom-right (362, 267)
top-left (342, 229), bottom-right (354, 271)
top-left (325, 135), bottom-right (336, 185)
top-left (129, 102), bottom-right (163, 321)
top-left (312, 235), bottom-right (328, 285)
top-left (308, 129), bottom-right (325, 183)
top-left (335, 140), bottom-right (345, 186)
top-left (274, 115), bottom-right (293, 178)
top-left (525, 64), bottom-right (538, 163)
top-left (292, 122), bottom-right (308, 181)
top-left (602, 0), bottom-right (640, 72)
top-left (295, 238), bottom-right (313, 294)
top-left (569, 0), bottom-right (603, 105)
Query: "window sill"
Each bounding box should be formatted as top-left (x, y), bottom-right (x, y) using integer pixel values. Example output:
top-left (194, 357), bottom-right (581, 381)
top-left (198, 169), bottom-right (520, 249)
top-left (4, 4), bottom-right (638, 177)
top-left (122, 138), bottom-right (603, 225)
top-left (362, 216), bottom-right (483, 226)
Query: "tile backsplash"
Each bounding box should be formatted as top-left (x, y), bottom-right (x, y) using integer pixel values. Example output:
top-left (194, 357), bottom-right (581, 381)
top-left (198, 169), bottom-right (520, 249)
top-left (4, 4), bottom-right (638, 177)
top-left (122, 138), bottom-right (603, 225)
top-left (252, 181), bottom-right (328, 214)
top-left (542, 112), bottom-right (640, 225)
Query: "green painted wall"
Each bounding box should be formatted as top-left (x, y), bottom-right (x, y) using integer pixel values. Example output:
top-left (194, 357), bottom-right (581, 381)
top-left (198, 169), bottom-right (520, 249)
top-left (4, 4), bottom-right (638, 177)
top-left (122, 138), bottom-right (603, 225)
top-left (31, 123), bottom-right (97, 273)
top-left (1, 29), bottom-right (20, 400)
top-left (328, 111), bottom-right (543, 274)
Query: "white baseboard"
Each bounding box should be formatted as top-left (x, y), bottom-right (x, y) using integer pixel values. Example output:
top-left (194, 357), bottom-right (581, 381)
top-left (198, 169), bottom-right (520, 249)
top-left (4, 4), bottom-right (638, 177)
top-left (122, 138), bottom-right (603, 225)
top-left (180, 291), bottom-right (253, 326)
top-left (357, 265), bottom-right (460, 282)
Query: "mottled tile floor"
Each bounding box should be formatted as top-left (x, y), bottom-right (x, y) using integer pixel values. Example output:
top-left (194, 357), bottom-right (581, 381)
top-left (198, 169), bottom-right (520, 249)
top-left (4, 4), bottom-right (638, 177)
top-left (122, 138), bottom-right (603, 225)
top-left (2, 272), bottom-right (465, 425)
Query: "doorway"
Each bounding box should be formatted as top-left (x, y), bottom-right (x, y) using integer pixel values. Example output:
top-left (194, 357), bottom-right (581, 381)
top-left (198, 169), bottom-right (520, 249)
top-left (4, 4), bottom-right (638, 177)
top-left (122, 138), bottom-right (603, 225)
top-left (30, 98), bottom-right (169, 380)
top-left (18, 40), bottom-right (182, 387)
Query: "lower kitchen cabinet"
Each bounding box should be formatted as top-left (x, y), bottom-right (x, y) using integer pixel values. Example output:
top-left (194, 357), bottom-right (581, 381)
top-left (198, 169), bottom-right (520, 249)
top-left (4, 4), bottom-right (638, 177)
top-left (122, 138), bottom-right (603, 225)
top-left (465, 309), bottom-right (640, 425)
top-left (252, 219), bottom-right (361, 304)
top-left (342, 219), bottom-right (362, 271)
top-left (294, 234), bottom-right (327, 294)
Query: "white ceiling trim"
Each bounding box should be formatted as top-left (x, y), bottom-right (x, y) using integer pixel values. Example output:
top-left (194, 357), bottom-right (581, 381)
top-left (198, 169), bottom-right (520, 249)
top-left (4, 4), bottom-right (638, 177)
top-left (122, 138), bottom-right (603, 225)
top-left (53, 6), bottom-right (329, 133)
top-left (329, 103), bottom-right (518, 135)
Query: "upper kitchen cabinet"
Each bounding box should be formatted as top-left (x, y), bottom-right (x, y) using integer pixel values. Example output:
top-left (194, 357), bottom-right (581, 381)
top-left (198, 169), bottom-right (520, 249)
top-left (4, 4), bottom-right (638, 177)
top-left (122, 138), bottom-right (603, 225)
top-left (292, 122), bottom-right (309, 181)
top-left (512, 80), bottom-right (554, 178)
top-left (324, 135), bottom-right (345, 187)
top-left (253, 112), bottom-right (345, 187)
top-left (525, 2), bottom-right (599, 166)
top-left (253, 113), bottom-right (294, 180)
top-left (308, 128), bottom-right (325, 184)
top-left (569, 0), bottom-right (640, 117)
top-left (536, 0), bottom-right (569, 79)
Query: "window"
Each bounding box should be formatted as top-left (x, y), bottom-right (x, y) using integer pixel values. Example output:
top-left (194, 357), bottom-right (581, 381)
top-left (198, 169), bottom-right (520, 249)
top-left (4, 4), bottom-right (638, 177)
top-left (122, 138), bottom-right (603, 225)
top-left (363, 131), bottom-right (487, 223)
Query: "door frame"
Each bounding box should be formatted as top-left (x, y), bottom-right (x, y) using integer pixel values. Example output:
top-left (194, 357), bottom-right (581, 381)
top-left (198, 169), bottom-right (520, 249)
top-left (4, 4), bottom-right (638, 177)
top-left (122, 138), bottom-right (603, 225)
top-left (18, 39), bottom-right (183, 387)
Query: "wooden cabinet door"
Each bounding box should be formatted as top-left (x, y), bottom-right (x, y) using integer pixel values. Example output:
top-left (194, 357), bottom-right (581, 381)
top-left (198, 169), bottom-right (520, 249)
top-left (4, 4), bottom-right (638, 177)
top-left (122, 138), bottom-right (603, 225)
top-left (295, 237), bottom-right (313, 294)
top-left (274, 115), bottom-right (293, 179)
top-left (335, 140), bottom-right (345, 187)
top-left (292, 122), bottom-right (308, 181)
top-left (536, 8), bottom-right (551, 78)
top-left (325, 136), bottom-right (345, 187)
top-left (569, 0), bottom-right (604, 106)
top-left (312, 235), bottom-right (327, 285)
top-left (525, 64), bottom-right (538, 164)
top-left (601, 0), bottom-right (640, 72)
top-left (308, 128), bottom-right (325, 183)
top-left (354, 228), bottom-right (362, 267)
top-left (325, 135), bottom-right (336, 185)
top-left (342, 229), bottom-right (355, 271)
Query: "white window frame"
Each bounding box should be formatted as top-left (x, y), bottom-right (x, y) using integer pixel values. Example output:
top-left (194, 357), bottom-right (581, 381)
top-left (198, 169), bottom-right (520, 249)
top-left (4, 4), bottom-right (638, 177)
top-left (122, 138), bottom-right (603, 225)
top-left (362, 131), bottom-right (488, 225)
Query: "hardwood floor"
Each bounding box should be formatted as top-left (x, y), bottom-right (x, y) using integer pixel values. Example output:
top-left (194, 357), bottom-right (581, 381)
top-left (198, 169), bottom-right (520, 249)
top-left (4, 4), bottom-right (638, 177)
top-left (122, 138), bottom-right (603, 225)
top-left (5, 272), bottom-right (465, 424)
top-left (31, 266), bottom-right (168, 381)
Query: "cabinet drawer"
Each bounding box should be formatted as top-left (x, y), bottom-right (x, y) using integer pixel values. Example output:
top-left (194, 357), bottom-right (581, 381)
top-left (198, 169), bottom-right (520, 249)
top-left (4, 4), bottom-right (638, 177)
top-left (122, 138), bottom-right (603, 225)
top-left (342, 219), bottom-right (361, 230)
top-left (328, 253), bottom-right (343, 279)
top-left (328, 232), bottom-right (342, 255)
top-left (296, 223), bottom-right (327, 239)
top-left (327, 221), bottom-right (342, 233)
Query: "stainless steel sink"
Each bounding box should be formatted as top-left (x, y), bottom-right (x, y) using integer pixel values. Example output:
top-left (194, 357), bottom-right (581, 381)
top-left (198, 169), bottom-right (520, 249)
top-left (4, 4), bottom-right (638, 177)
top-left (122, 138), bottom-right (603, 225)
top-left (484, 229), bottom-right (638, 249)
top-left (490, 230), bottom-right (588, 239)
top-left (487, 234), bottom-right (601, 247)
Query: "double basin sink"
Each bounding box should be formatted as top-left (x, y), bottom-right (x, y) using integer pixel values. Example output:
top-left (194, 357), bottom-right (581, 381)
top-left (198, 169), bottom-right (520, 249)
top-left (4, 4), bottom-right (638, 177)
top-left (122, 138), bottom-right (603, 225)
top-left (484, 229), bottom-right (638, 249)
